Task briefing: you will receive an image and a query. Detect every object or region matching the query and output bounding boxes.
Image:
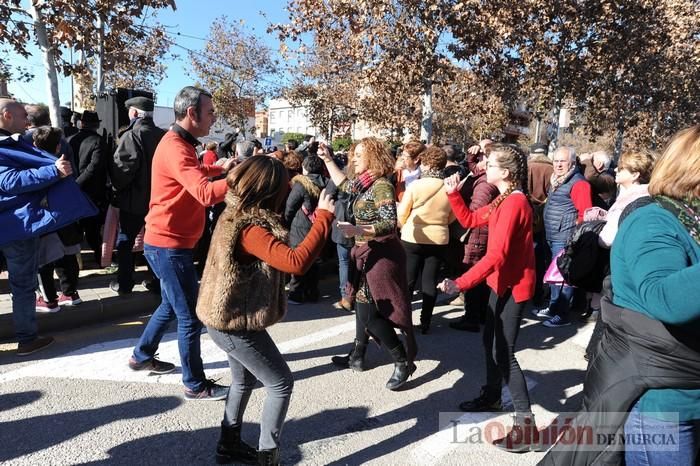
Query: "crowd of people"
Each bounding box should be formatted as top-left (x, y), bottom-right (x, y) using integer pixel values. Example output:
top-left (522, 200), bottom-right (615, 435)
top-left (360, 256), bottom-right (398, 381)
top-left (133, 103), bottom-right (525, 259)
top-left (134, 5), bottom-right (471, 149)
top-left (1, 86), bottom-right (698, 465)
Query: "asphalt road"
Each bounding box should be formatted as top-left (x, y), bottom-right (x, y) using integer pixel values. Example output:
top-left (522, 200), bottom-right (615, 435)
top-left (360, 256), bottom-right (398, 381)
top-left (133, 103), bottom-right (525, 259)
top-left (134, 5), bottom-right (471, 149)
top-left (0, 284), bottom-right (592, 465)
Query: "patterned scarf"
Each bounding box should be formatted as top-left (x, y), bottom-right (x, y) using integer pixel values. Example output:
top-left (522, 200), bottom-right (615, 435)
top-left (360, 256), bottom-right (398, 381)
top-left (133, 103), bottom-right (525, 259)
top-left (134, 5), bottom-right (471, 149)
top-left (550, 166), bottom-right (577, 192)
top-left (655, 195), bottom-right (700, 245)
top-left (346, 171), bottom-right (378, 225)
top-left (420, 167), bottom-right (444, 180)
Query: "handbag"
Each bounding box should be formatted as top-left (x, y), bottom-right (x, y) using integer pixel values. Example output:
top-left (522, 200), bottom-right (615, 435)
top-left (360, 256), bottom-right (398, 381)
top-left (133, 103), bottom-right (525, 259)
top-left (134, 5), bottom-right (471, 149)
top-left (543, 249), bottom-right (567, 285)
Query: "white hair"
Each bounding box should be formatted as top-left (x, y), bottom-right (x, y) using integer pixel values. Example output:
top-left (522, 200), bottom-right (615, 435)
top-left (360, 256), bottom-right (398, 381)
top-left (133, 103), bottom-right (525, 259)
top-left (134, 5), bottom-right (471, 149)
top-left (133, 108), bottom-right (153, 118)
top-left (554, 146), bottom-right (577, 163)
top-left (592, 151), bottom-right (612, 170)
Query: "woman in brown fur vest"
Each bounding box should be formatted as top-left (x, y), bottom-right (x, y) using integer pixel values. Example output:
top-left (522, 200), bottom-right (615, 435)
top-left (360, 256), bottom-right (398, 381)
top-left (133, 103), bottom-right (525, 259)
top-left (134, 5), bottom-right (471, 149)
top-left (196, 156), bottom-right (335, 466)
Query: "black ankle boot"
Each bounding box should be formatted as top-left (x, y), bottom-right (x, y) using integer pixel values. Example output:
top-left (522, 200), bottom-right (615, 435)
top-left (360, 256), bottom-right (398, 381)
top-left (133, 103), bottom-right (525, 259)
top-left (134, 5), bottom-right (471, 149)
top-left (331, 339), bottom-right (367, 371)
top-left (257, 447), bottom-right (280, 466)
top-left (216, 423), bottom-right (257, 464)
top-left (492, 412), bottom-right (538, 453)
top-left (385, 344), bottom-right (416, 391)
top-left (458, 386), bottom-right (503, 412)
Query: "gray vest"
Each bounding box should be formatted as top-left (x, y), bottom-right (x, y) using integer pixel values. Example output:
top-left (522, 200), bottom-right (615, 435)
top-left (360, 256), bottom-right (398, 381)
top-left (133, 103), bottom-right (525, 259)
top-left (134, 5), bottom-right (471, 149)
top-left (543, 171), bottom-right (585, 243)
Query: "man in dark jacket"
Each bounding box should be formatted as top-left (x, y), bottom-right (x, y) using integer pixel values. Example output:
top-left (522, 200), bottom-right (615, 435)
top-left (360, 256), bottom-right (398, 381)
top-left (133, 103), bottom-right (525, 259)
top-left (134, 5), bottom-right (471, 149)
top-left (109, 97), bottom-right (166, 294)
top-left (69, 110), bottom-right (108, 263)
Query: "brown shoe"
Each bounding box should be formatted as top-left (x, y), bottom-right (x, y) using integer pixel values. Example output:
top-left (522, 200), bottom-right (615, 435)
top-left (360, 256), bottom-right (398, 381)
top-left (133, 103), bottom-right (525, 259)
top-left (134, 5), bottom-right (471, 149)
top-left (17, 336), bottom-right (55, 356)
top-left (332, 298), bottom-right (354, 312)
top-left (449, 294), bottom-right (464, 306)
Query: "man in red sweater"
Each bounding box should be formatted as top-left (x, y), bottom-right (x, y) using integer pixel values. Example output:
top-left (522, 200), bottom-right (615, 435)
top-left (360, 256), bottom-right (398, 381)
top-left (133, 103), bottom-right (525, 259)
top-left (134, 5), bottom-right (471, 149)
top-left (128, 86), bottom-right (235, 400)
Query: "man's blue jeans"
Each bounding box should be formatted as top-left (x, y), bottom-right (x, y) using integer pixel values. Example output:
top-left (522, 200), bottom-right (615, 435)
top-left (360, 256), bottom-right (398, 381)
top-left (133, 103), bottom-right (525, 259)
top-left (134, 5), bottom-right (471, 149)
top-left (1, 237), bottom-right (40, 344)
top-left (133, 244), bottom-right (206, 392)
top-left (624, 401), bottom-right (700, 465)
top-left (548, 240), bottom-right (574, 320)
top-left (337, 243), bottom-right (352, 299)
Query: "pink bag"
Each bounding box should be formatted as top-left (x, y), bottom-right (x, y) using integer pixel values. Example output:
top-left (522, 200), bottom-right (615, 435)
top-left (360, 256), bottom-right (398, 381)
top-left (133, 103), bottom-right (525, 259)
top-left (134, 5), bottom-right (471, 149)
top-left (100, 205), bottom-right (146, 267)
top-left (543, 249), bottom-right (567, 285)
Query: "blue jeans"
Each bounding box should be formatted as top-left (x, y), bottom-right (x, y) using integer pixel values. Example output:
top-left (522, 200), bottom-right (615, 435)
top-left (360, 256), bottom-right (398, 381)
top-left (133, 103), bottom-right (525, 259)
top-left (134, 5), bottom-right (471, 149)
top-left (207, 327), bottom-right (294, 450)
top-left (624, 401), bottom-right (700, 465)
top-left (1, 237), bottom-right (40, 344)
top-left (336, 243), bottom-right (352, 299)
top-left (133, 244), bottom-right (206, 392)
top-left (548, 240), bottom-right (574, 320)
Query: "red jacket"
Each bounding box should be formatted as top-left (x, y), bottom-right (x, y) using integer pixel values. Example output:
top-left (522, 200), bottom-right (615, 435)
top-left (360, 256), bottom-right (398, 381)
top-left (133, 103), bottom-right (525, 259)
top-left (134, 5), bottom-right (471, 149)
top-left (447, 191), bottom-right (535, 302)
top-left (145, 127), bottom-right (226, 249)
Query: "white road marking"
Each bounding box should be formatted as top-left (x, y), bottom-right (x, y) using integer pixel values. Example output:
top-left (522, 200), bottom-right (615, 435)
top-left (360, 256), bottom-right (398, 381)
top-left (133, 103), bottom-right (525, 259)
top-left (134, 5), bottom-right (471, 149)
top-left (0, 321), bottom-right (356, 385)
top-left (410, 377), bottom-right (539, 465)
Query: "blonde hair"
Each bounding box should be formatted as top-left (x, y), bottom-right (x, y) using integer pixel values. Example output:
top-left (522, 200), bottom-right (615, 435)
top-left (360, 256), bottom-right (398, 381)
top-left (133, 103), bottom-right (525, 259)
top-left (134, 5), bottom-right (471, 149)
top-left (649, 125), bottom-right (700, 199)
top-left (618, 150), bottom-right (656, 185)
top-left (356, 137), bottom-right (395, 178)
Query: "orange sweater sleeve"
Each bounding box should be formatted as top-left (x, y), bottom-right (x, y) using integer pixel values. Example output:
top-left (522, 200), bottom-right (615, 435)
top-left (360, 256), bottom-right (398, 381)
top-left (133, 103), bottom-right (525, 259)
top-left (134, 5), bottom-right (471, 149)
top-left (238, 210), bottom-right (333, 275)
top-left (168, 140), bottom-right (227, 206)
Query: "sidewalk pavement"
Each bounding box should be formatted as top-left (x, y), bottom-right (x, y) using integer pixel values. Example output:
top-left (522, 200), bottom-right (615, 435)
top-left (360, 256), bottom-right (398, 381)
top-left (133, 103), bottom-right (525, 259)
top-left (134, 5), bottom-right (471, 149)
top-left (0, 259), bottom-right (161, 342)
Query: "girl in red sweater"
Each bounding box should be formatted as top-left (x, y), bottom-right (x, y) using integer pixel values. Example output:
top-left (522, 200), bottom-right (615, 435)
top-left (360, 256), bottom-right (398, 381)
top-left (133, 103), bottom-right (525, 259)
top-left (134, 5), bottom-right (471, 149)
top-left (439, 144), bottom-right (536, 453)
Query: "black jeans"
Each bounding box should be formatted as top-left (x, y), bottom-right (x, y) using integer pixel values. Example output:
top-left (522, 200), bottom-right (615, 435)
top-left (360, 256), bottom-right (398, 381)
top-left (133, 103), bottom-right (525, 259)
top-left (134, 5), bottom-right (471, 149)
top-left (402, 240), bottom-right (447, 325)
top-left (38, 254), bottom-right (79, 300)
top-left (116, 210), bottom-right (146, 292)
top-left (483, 289), bottom-right (531, 413)
top-left (355, 302), bottom-right (401, 351)
top-left (463, 279), bottom-right (490, 324)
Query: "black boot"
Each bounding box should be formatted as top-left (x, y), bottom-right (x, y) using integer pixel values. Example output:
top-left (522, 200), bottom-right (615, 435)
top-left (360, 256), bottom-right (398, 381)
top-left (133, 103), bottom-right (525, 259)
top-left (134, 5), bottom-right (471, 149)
top-left (257, 448), bottom-right (280, 466)
top-left (216, 423), bottom-right (257, 464)
top-left (492, 412), bottom-right (538, 453)
top-left (385, 344), bottom-right (416, 391)
top-left (458, 386), bottom-right (503, 412)
top-left (331, 339), bottom-right (367, 371)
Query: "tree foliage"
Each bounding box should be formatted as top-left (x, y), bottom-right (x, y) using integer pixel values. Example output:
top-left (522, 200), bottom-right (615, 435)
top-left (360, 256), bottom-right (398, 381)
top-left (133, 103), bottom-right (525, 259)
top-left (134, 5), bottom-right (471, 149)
top-left (190, 16), bottom-right (279, 129)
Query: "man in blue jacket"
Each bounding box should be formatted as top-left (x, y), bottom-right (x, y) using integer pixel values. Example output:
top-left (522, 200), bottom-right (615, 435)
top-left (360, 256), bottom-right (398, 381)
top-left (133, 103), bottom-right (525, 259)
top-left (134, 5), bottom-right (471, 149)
top-left (0, 98), bottom-right (91, 356)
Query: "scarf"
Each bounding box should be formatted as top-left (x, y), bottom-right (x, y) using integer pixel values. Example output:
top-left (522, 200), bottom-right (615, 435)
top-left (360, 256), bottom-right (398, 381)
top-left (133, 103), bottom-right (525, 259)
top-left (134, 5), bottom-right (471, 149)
top-left (420, 167), bottom-right (444, 180)
top-left (550, 165), bottom-right (577, 192)
top-left (346, 171), bottom-right (378, 224)
top-left (655, 195), bottom-right (700, 245)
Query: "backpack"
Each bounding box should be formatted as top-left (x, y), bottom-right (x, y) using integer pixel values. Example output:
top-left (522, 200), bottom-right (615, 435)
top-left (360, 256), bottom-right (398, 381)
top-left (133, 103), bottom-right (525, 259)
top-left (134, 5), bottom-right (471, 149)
top-left (556, 220), bottom-right (609, 292)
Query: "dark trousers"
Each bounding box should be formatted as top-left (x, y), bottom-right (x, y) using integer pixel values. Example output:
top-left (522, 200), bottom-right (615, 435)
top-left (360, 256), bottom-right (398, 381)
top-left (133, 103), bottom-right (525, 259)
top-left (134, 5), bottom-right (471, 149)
top-left (403, 240), bottom-right (447, 325)
top-left (80, 214), bottom-right (103, 263)
top-left (38, 254), bottom-right (79, 300)
top-left (116, 210), bottom-right (146, 292)
top-left (463, 278), bottom-right (490, 324)
top-left (483, 289), bottom-right (531, 413)
top-left (355, 302), bottom-right (401, 350)
top-left (288, 260), bottom-right (320, 302)
top-left (533, 230), bottom-right (550, 307)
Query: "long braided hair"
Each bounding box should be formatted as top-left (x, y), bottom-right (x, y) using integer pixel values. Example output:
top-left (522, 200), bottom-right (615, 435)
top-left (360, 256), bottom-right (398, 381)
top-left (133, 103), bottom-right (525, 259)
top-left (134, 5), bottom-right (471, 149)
top-left (487, 143), bottom-right (530, 214)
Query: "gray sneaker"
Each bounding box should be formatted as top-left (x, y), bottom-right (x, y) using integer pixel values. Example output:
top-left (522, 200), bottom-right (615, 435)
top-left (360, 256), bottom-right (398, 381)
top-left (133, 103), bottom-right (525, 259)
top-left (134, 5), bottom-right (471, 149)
top-left (184, 380), bottom-right (229, 401)
top-left (17, 336), bottom-right (55, 356)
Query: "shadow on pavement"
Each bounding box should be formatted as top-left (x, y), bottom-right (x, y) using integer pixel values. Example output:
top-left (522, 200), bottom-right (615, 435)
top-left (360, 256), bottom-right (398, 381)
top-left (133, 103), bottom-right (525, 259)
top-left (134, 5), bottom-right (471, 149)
top-left (0, 396), bottom-right (182, 462)
top-left (0, 390), bottom-right (43, 412)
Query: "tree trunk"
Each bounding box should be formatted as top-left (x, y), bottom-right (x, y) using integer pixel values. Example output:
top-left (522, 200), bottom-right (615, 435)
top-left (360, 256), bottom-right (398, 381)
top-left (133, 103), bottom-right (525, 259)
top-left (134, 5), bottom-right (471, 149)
top-left (29, 1), bottom-right (60, 127)
top-left (96, 13), bottom-right (105, 95)
top-left (419, 79), bottom-right (433, 144)
top-left (613, 116), bottom-right (625, 162)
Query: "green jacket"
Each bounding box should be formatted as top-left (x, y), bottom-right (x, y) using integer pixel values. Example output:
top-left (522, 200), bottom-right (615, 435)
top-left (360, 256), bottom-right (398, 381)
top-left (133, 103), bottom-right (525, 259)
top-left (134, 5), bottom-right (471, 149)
top-left (611, 203), bottom-right (700, 421)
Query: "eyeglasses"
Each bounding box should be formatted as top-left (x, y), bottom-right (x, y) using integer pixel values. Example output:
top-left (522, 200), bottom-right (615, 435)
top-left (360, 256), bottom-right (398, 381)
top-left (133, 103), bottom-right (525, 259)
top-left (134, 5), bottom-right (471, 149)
top-left (487, 163), bottom-right (503, 169)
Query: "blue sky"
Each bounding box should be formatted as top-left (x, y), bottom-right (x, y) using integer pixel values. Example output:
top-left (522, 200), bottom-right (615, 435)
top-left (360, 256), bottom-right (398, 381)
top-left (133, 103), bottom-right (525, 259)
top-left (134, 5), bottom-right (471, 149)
top-left (6, 0), bottom-right (290, 107)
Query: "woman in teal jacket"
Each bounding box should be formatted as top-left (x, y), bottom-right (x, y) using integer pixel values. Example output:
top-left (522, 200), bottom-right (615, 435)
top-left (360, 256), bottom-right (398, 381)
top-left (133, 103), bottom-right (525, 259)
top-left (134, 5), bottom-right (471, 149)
top-left (611, 125), bottom-right (700, 465)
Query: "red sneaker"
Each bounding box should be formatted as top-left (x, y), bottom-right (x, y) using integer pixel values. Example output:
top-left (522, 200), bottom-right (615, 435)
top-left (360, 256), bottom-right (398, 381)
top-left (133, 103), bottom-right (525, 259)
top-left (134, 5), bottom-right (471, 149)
top-left (36, 296), bottom-right (60, 313)
top-left (57, 292), bottom-right (82, 306)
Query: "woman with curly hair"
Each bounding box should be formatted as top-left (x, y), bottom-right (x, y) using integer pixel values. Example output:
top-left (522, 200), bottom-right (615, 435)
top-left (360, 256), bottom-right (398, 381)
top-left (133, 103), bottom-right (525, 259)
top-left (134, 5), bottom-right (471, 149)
top-left (439, 143), bottom-right (536, 452)
top-left (321, 137), bottom-right (417, 391)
